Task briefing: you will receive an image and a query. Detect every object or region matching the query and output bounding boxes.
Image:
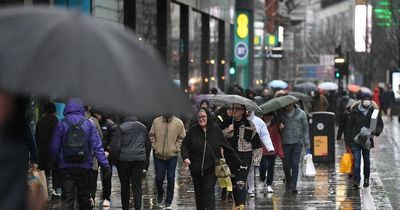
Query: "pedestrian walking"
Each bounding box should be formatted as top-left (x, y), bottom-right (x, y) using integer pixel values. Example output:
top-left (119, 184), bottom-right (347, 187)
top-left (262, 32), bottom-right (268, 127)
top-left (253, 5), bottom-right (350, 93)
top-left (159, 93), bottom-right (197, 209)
top-left (372, 86), bottom-right (381, 109)
top-left (0, 92), bottom-right (35, 210)
top-left (181, 108), bottom-right (241, 210)
top-left (246, 111), bottom-right (274, 197)
top-left (347, 94), bottom-right (383, 188)
top-left (84, 106), bottom-right (104, 205)
top-left (92, 110), bottom-right (117, 207)
top-left (311, 91), bottom-right (329, 112)
top-left (279, 103), bottom-right (310, 194)
top-left (337, 99), bottom-right (355, 144)
top-left (149, 114), bottom-right (186, 209)
top-left (50, 98), bottom-right (111, 210)
top-left (35, 102), bottom-right (61, 198)
top-left (381, 84), bottom-right (395, 121)
top-left (221, 104), bottom-right (261, 210)
top-left (260, 112), bottom-right (284, 193)
top-left (111, 115), bottom-right (151, 210)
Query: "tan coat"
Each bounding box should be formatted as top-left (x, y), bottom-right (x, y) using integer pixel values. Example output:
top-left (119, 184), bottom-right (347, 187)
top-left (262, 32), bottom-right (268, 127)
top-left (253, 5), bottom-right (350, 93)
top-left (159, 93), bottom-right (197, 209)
top-left (149, 116), bottom-right (186, 160)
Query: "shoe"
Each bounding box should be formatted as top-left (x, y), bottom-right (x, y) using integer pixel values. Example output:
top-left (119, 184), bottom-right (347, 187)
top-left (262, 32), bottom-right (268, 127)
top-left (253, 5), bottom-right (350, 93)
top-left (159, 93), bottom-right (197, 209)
top-left (291, 188), bottom-right (298, 194)
top-left (248, 192), bottom-right (255, 197)
top-left (235, 204), bottom-right (245, 210)
top-left (164, 203), bottom-right (172, 209)
top-left (227, 192), bottom-right (234, 202)
top-left (353, 181), bottom-right (360, 189)
top-left (267, 185), bottom-right (274, 193)
top-left (156, 195), bottom-right (164, 207)
top-left (363, 179), bottom-right (370, 188)
top-left (102, 199), bottom-right (110, 207)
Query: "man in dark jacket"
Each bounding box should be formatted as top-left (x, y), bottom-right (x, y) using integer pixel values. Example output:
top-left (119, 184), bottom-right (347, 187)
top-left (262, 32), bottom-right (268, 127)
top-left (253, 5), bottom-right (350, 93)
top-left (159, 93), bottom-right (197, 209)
top-left (36, 102), bottom-right (61, 198)
top-left (111, 116), bottom-right (151, 210)
top-left (92, 110), bottom-right (117, 206)
top-left (50, 98), bottom-right (111, 210)
top-left (347, 93), bottom-right (383, 189)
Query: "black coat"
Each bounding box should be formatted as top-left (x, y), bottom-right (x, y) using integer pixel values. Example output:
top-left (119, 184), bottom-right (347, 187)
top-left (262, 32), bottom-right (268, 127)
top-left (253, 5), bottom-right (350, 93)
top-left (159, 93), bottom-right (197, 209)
top-left (99, 119), bottom-right (117, 151)
top-left (35, 114), bottom-right (58, 169)
top-left (346, 103), bottom-right (384, 148)
top-left (181, 124), bottom-right (242, 175)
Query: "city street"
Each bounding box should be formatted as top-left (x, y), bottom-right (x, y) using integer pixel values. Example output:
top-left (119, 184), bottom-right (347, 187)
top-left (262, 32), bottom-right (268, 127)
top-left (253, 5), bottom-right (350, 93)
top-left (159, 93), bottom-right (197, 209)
top-left (43, 118), bottom-right (398, 210)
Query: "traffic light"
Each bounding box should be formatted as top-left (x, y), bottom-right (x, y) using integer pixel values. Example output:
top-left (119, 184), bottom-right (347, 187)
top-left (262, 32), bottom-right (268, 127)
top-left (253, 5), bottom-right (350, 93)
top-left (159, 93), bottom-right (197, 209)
top-left (334, 70), bottom-right (342, 79)
top-left (229, 61), bottom-right (236, 75)
top-left (334, 56), bottom-right (349, 77)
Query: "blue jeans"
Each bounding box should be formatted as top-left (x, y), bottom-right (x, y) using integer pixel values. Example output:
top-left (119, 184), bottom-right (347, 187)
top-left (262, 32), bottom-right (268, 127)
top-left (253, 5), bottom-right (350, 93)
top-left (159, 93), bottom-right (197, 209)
top-left (259, 155), bottom-right (277, 185)
top-left (283, 144), bottom-right (303, 190)
top-left (351, 144), bottom-right (370, 183)
top-left (154, 156), bottom-right (178, 205)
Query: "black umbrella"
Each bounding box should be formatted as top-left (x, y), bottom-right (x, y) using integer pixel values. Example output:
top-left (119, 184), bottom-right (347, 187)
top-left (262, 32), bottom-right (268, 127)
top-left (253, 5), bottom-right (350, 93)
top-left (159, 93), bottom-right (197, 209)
top-left (0, 7), bottom-right (191, 117)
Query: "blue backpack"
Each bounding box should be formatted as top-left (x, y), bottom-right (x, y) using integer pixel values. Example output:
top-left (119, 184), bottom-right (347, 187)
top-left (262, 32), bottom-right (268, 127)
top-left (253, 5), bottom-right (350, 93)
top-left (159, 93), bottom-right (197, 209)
top-left (62, 118), bottom-right (90, 163)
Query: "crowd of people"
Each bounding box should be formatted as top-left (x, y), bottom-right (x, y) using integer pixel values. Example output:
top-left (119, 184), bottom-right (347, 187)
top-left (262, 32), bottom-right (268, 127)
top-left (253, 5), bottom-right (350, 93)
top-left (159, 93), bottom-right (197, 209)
top-left (0, 82), bottom-right (390, 210)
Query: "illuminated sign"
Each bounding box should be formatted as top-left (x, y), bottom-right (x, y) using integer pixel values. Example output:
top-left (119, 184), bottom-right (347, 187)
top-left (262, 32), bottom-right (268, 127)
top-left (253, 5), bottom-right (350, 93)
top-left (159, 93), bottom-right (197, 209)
top-left (234, 11), bottom-right (250, 66)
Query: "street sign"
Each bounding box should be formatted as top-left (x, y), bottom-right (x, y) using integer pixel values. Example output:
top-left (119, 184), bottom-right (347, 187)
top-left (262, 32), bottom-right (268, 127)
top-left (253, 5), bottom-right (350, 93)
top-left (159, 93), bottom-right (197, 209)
top-left (235, 42), bottom-right (248, 60)
top-left (234, 11), bottom-right (249, 66)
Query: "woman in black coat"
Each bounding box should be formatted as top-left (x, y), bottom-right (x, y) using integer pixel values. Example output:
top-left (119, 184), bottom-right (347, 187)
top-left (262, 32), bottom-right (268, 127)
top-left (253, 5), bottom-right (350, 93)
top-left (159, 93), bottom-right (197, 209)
top-left (181, 108), bottom-right (241, 210)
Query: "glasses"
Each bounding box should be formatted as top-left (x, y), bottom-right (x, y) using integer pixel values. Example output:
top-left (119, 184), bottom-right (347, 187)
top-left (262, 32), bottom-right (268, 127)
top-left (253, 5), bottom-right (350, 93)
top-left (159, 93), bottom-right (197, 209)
top-left (232, 107), bottom-right (245, 111)
top-left (198, 115), bottom-right (207, 119)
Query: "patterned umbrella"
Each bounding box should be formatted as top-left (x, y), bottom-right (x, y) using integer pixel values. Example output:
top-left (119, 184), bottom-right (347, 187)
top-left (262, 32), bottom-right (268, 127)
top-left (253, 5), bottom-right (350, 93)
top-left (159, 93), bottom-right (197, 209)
top-left (208, 94), bottom-right (261, 112)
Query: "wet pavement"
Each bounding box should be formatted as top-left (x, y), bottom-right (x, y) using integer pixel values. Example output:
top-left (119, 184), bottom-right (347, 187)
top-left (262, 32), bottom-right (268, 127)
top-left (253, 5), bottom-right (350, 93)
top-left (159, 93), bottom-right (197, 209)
top-left (44, 121), bottom-right (398, 210)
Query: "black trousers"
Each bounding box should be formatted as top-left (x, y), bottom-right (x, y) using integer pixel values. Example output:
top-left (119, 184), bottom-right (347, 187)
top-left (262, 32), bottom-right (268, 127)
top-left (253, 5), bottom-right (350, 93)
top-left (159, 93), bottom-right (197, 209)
top-left (60, 168), bottom-right (93, 210)
top-left (44, 168), bottom-right (61, 190)
top-left (191, 172), bottom-right (217, 210)
top-left (232, 151), bottom-right (252, 206)
top-left (100, 165), bottom-right (112, 200)
top-left (117, 161), bottom-right (144, 210)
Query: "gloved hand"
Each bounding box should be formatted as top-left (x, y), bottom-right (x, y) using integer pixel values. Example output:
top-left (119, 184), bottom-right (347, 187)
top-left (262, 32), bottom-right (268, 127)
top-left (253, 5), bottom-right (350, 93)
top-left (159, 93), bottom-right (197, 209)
top-left (101, 166), bottom-right (112, 181)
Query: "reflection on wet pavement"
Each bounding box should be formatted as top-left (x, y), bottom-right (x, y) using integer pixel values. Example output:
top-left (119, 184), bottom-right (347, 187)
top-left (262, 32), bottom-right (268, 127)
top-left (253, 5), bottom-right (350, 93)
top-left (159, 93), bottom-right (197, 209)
top-left (44, 123), bottom-right (400, 210)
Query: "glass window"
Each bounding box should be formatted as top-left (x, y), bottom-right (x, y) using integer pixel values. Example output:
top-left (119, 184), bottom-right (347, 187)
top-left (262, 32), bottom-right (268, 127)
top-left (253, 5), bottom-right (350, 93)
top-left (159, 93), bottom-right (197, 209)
top-left (168, 3), bottom-right (181, 83)
top-left (92, 0), bottom-right (123, 23)
top-left (209, 18), bottom-right (219, 90)
top-left (189, 10), bottom-right (202, 93)
top-left (136, 0), bottom-right (157, 46)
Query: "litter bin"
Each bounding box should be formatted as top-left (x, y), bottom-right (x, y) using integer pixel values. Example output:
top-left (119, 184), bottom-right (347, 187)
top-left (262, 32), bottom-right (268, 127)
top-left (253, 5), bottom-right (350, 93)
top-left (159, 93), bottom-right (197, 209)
top-left (308, 112), bottom-right (335, 163)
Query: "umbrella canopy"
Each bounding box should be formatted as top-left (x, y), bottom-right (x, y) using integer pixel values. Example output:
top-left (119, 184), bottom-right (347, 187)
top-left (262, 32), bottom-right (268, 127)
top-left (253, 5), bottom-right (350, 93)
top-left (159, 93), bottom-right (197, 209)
top-left (318, 82), bottom-right (338, 91)
top-left (208, 95), bottom-right (261, 112)
top-left (348, 84), bottom-right (361, 93)
top-left (293, 82), bottom-right (318, 93)
top-left (0, 7), bottom-right (191, 117)
top-left (268, 80), bottom-right (288, 89)
top-left (288, 92), bottom-right (312, 103)
top-left (361, 87), bottom-right (372, 95)
top-left (260, 95), bottom-right (299, 114)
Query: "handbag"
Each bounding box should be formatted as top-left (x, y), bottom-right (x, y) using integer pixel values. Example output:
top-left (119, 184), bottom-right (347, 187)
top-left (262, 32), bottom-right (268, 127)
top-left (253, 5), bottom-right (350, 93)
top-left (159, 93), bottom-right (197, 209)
top-left (205, 135), bottom-right (231, 178)
top-left (340, 152), bottom-right (354, 174)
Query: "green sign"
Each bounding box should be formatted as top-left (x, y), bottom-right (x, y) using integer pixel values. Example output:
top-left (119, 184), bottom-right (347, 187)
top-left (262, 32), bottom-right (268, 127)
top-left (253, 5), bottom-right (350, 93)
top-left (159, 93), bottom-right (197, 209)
top-left (234, 11), bottom-right (250, 66)
top-left (374, 0), bottom-right (394, 27)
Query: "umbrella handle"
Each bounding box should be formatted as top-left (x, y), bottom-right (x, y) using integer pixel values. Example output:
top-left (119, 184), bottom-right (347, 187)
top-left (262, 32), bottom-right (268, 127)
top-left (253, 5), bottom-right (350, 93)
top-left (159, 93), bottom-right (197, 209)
top-left (231, 107), bottom-right (235, 124)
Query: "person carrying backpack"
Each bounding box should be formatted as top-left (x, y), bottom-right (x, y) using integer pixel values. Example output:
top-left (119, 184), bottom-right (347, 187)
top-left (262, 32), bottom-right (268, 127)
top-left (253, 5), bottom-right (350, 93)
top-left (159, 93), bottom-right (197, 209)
top-left (50, 98), bottom-right (111, 210)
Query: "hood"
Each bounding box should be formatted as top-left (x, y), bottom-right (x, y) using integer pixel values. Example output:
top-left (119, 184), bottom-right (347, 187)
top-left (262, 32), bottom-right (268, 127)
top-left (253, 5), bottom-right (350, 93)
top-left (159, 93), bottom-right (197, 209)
top-left (350, 100), bottom-right (379, 112)
top-left (63, 98), bottom-right (85, 116)
top-left (122, 115), bottom-right (138, 122)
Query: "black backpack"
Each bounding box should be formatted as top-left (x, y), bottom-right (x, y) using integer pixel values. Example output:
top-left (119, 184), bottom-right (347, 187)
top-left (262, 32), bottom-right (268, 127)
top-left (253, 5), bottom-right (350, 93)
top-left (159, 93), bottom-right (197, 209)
top-left (62, 118), bottom-right (90, 163)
